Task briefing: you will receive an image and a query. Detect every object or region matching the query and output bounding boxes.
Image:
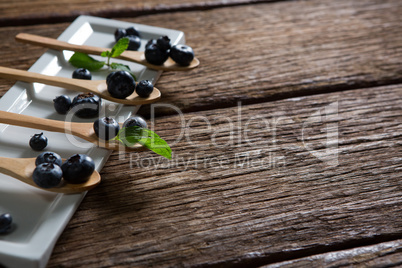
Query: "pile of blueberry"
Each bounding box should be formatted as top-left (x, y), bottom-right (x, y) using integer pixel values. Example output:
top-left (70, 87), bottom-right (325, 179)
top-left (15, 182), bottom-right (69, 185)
top-left (94, 115), bottom-right (147, 141)
top-left (33, 152), bottom-right (95, 188)
top-left (0, 213), bottom-right (12, 234)
top-left (106, 71), bottom-right (154, 99)
top-left (114, 26), bottom-right (141, 51)
top-left (145, 35), bottom-right (195, 66)
top-left (53, 92), bottom-right (101, 118)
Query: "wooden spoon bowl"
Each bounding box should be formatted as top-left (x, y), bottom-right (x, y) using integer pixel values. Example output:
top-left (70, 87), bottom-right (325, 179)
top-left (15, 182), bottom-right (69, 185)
top-left (0, 156), bottom-right (101, 194)
top-left (0, 66), bottom-right (161, 105)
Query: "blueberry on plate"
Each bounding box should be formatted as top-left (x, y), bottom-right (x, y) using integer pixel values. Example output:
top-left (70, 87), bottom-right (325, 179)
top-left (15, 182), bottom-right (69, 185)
top-left (114, 28), bottom-right (126, 42)
top-left (33, 163), bottom-right (63, 188)
top-left (62, 154), bottom-right (95, 184)
top-left (93, 117), bottom-right (120, 140)
top-left (35, 151), bottom-right (62, 167)
top-left (71, 92), bottom-right (101, 118)
top-left (125, 26), bottom-right (140, 37)
top-left (126, 35), bottom-right (141, 51)
top-left (53, 95), bottom-right (72, 114)
top-left (122, 116), bottom-right (148, 129)
top-left (106, 71), bottom-right (136, 99)
top-left (29, 133), bottom-right (48, 151)
top-left (0, 213), bottom-right (12, 234)
top-left (72, 68), bottom-right (92, 80)
top-left (169, 44), bottom-right (195, 66)
top-left (156, 36), bottom-right (171, 51)
top-left (144, 43), bottom-right (169, 65)
top-left (136, 80), bottom-right (154, 98)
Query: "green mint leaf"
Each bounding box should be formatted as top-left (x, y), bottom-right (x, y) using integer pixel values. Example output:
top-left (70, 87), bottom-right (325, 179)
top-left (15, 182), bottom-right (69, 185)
top-left (112, 126), bottom-right (172, 159)
top-left (110, 37), bottom-right (129, 58)
top-left (69, 52), bottom-right (105, 71)
top-left (101, 51), bottom-right (111, 58)
top-left (110, 63), bottom-right (137, 81)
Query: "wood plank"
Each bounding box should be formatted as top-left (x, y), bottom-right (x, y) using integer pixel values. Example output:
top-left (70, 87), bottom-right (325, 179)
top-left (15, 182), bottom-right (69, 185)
top-left (263, 239), bottom-right (402, 267)
top-left (0, 0), bottom-right (401, 115)
top-left (47, 84), bottom-right (402, 267)
top-left (0, 0), bottom-right (277, 25)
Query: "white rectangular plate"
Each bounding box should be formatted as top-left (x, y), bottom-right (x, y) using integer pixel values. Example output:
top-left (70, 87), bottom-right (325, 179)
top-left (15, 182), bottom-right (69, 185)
top-left (0, 15), bottom-right (185, 268)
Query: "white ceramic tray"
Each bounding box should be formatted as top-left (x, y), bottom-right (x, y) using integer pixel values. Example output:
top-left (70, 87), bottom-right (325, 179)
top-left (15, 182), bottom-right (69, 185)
top-left (0, 15), bottom-right (185, 268)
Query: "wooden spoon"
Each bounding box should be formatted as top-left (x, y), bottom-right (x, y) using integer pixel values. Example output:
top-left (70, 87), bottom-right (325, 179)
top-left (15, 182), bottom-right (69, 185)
top-left (0, 110), bottom-right (143, 151)
top-left (0, 66), bottom-right (161, 106)
top-left (0, 156), bottom-right (101, 194)
top-left (16, 33), bottom-right (200, 72)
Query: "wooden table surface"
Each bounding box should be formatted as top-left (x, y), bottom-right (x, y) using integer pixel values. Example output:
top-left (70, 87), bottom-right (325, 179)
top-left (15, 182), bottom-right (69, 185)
top-left (1, 0), bottom-right (401, 267)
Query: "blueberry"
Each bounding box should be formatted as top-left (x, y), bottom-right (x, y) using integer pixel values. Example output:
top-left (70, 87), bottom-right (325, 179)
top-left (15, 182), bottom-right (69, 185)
top-left (125, 26), bottom-right (140, 37)
top-left (71, 92), bottom-right (101, 118)
top-left (0, 213), bottom-right (12, 234)
top-left (156, 36), bottom-right (171, 51)
top-left (126, 35), bottom-right (141, 51)
top-left (33, 163), bottom-right (63, 188)
top-left (114, 28), bottom-right (126, 42)
top-left (53, 95), bottom-right (72, 114)
top-left (29, 133), bottom-right (48, 151)
top-left (35, 151), bottom-right (62, 167)
top-left (145, 39), bottom-right (157, 50)
top-left (72, 68), bottom-right (92, 80)
top-left (169, 44), bottom-right (195, 66)
top-left (136, 80), bottom-right (154, 98)
top-left (93, 117), bottom-right (120, 140)
top-left (61, 154), bottom-right (95, 184)
top-left (106, 71), bottom-right (136, 99)
top-left (123, 116), bottom-right (148, 129)
top-left (145, 43), bottom-right (169, 65)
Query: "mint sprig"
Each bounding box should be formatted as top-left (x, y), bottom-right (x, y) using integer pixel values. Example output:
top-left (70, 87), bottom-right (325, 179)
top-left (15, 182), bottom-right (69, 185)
top-left (111, 126), bottom-right (172, 159)
top-left (69, 37), bottom-right (136, 79)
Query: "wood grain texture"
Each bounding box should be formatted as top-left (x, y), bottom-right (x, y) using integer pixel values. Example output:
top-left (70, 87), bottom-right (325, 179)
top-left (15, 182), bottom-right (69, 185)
top-left (0, 0), bottom-right (401, 117)
top-left (263, 239), bottom-right (402, 267)
top-left (0, 0), bottom-right (280, 25)
top-left (46, 84), bottom-right (402, 267)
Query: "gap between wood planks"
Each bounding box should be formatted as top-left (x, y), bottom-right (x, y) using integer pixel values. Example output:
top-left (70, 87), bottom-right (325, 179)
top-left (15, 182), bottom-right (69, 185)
top-left (0, 0), bottom-right (294, 27)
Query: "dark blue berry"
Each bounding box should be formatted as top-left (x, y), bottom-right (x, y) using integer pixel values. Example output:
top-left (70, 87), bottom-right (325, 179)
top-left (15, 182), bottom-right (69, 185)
top-left (53, 95), bottom-right (72, 114)
top-left (0, 213), bottom-right (12, 234)
top-left (93, 117), bottom-right (120, 140)
top-left (106, 71), bottom-right (136, 99)
top-left (145, 39), bottom-right (157, 50)
top-left (33, 163), bottom-right (63, 188)
top-left (29, 133), bottom-right (48, 151)
top-left (35, 151), bottom-right (62, 167)
top-left (71, 92), bottom-right (101, 118)
top-left (145, 43), bottom-right (169, 65)
top-left (136, 80), bottom-right (154, 98)
top-left (126, 35), bottom-right (141, 51)
top-left (114, 28), bottom-right (126, 42)
top-left (72, 68), bottom-right (92, 80)
top-left (170, 44), bottom-right (195, 66)
top-left (123, 116), bottom-right (147, 129)
top-left (61, 154), bottom-right (95, 184)
top-left (125, 26), bottom-right (140, 37)
top-left (156, 36), bottom-right (171, 51)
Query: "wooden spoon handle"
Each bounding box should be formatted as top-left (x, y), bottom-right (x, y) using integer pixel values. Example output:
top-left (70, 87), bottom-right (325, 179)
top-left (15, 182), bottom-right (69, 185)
top-left (0, 66), bottom-right (89, 92)
top-left (0, 157), bottom-right (34, 185)
top-left (16, 33), bottom-right (105, 56)
top-left (0, 110), bottom-right (66, 133)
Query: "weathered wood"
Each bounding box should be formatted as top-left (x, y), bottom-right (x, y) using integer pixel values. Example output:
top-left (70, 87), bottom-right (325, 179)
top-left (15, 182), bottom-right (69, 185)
top-left (47, 84), bottom-right (402, 267)
top-left (0, 0), bottom-right (280, 25)
top-left (262, 239), bottom-right (402, 267)
top-left (0, 0), bottom-right (401, 116)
